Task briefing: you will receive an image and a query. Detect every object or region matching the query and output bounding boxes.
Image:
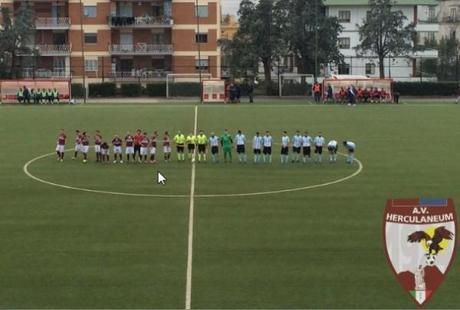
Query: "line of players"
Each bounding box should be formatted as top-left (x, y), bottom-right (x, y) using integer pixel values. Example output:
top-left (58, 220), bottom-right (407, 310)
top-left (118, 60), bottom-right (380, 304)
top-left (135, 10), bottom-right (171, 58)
top-left (55, 129), bottom-right (357, 164)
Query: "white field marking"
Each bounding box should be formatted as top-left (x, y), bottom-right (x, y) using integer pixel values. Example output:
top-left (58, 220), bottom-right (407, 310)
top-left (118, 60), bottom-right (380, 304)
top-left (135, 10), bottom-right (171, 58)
top-left (185, 105), bottom-right (198, 309)
top-left (23, 151), bottom-right (362, 198)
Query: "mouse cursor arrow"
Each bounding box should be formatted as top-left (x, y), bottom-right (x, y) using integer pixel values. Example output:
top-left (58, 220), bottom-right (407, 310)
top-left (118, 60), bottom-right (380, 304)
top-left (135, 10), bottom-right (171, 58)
top-left (157, 171), bottom-right (167, 185)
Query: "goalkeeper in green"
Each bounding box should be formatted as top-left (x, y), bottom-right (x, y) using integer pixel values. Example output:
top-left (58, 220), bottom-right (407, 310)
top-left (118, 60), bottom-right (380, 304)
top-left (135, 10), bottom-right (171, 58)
top-left (220, 129), bottom-right (233, 163)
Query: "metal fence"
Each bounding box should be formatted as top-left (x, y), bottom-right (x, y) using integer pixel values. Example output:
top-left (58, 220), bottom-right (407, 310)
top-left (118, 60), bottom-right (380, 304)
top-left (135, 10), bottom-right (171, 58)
top-left (4, 55), bottom-right (460, 85)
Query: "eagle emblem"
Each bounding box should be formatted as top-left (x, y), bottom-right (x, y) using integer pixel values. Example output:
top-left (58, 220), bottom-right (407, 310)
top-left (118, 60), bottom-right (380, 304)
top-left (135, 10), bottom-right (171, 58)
top-left (407, 226), bottom-right (454, 255)
top-left (384, 198), bottom-right (457, 306)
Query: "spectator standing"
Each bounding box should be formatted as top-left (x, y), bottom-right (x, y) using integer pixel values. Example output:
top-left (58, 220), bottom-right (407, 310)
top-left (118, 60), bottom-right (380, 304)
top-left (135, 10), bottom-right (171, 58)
top-left (247, 80), bottom-right (254, 103)
top-left (347, 86), bottom-right (356, 106)
top-left (393, 91), bottom-right (400, 104)
top-left (312, 81), bottom-right (321, 103)
top-left (229, 82), bottom-right (236, 103)
top-left (235, 84), bottom-right (241, 103)
top-left (326, 84), bottom-right (333, 103)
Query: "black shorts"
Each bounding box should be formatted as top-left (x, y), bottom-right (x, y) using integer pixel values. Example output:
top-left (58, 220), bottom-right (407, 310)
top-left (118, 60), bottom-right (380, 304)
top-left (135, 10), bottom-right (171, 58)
top-left (188, 144), bottom-right (195, 151)
top-left (303, 146), bottom-right (311, 156)
top-left (348, 148), bottom-right (355, 153)
top-left (237, 145), bottom-right (245, 154)
top-left (134, 145), bottom-right (141, 153)
top-left (253, 149), bottom-right (261, 154)
top-left (328, 146), bottom-right (337, 154)
top-left (211, 146), bottom-right (218, 154)
top-left (263, 146), bottom-right (272, 155)
top-left (177, 145), bottom-right (185, 152)
top-left (315, 146), bottom-right (323, 154)
top-left (198, 144), bottom-right (206, 153)
top-left (281, 147), bottom-right (289, 155)
top-left (293, 146), bottom-right (301, 154)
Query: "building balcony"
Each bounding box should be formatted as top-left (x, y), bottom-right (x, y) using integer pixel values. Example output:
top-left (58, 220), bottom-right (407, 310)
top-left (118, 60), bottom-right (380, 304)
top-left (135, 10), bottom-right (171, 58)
top-left (412, 49), bottom-right (438, 59)
top-left (108, 16), bottom-right (173, 28)
top-left (417, 17), bottom-right (438, 24)
top-left (21, 68), bottom-right (71, 79)
top-left (442, 15), bottom-right (460, 23)
top-left (35, 17), bottom-right (71, 29)
top-left (109, 44), bottom-right (173, 55)
top-left (26, 44), bottom-right (71, 56)
top-left (111, 69), bottom-right (172, 81)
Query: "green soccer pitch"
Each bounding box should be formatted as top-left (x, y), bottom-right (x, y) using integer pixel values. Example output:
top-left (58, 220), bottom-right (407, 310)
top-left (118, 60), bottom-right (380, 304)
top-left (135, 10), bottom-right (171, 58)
top-left (1, 101), bottom-right (459, 308)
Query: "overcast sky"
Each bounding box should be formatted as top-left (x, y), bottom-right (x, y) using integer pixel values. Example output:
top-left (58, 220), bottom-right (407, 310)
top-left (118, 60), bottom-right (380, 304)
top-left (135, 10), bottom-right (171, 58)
top-left (222, 0), bottom-right (240, 15)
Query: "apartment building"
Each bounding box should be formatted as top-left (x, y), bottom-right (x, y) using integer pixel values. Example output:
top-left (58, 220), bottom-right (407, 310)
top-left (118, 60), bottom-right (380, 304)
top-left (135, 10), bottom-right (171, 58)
top-left (438, 0), bottom-right (460, 42)
top-left (324, 0), bottom-right (439, 81)
top-left (0, 0), bottom-right (221, 83)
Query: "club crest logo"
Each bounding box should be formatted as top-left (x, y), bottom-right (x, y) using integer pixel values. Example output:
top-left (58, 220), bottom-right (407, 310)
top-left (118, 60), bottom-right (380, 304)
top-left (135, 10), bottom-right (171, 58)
top-left (383, 198), bottom-right (457, 306)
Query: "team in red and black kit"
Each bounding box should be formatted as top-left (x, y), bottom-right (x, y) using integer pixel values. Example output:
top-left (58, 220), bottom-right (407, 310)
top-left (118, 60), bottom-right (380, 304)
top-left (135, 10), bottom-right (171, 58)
top-left (125, 132), bottom-right (135, 162)
top-left (55, 129), bottom-right (67, 162)
top-left (149, 131), bottom-right (158, 163)
top-left (139, 132), bottom-right (150, 163)
top-left (94, 130), bottom-right (103, 162)
top-left (163, 131), bottom-right (171, 162)
top-left (73, 130), bottom-right (82, 159)
top-left (112, 135), bottom-right (123, 163)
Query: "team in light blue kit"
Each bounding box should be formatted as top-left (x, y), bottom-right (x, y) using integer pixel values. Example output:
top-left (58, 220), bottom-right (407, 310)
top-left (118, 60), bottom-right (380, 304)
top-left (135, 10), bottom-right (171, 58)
top-left (343, 140), bottom-right (356, 164)
top-left (202, 130), bottom-right (356, 165)
top-left (252, 132), bottom-right (263, 163)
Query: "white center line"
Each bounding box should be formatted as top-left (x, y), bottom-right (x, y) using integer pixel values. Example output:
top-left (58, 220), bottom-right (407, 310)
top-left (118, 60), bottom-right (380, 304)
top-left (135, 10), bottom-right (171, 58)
top-left (185, 105), bottom-right (198, 309)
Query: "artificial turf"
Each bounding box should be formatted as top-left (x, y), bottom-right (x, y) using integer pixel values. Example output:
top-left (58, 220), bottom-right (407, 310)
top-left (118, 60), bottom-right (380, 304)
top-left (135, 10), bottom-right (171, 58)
top-left (0, 101), bottom-right (459, 308)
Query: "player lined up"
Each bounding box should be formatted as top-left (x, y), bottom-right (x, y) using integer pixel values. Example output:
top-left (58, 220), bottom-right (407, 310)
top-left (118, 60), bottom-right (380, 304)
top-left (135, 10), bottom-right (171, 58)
top-left (55, 129), bottom-right (356, 164)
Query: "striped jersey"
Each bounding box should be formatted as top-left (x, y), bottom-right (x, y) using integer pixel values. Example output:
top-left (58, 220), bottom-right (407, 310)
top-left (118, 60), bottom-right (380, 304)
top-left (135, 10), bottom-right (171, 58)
top-left (314, 135), bottom-right (325, 147)
top-left (253, 135), bottom-right (263, 149)
top-left (235, 134), bottom-right (246, 145)
top-left (263, 135), bottom-right (272, 147)
top-left (302, 135), bottom-right (312, 147)
top-left (292, 134), bottom-right (302, 148)
top-left (345, 141), bottom-right (356, 150)
top-left (281, 135), bottom-right (290, 147)
top-left (328, 140), bottom-right (338, 148)
top-left (209, 136), bottom-right (219, 147)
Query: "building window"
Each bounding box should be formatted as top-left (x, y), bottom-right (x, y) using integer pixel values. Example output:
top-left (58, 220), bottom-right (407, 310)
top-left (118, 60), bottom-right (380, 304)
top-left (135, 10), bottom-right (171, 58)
top-left (85, 59), bottom-right (98, 72)
top-left (195, 5), bottom-right (208, 18)
top-left (152, 33), bottom-right (163, 44)
top-left (84, 33), bottom-right (97, 44)
top-left (338, 63), bottom-right (350, 75)
top-left (418, 31), bottom-right (436, 45)
top-left (83, 6), bottom-right (97, 18)
top-left (338, 37), bottom-right (350, 49)
top-left (450, 7), bottom-right (457, 19)
top-left (338, 10), bottom-right (351, 22)
top-left (428, 6), bottom-right (436, 22)
top-left (195, 33), bottom-right (208, 43)
top-left (366, 10), bottom-right (372, 21)
top-left (365, 63), bottom-right (375, 75)
top-left (195, 59), bottom-right (209, 70)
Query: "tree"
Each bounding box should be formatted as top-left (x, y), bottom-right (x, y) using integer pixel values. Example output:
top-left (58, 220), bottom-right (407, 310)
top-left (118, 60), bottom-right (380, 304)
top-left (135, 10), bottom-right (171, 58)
top-left (0, 4), bottom-right (35, 78)
top-left (355, 0), bottom-right (415, 78)
top-left (223, 0), bottom-right (283, 85)
top-left (276, 0), bottom-right (343, 80)
top-left (436, 36), bottom-right (459, 81)
top-left (218, 0), bottom-right (259, 79)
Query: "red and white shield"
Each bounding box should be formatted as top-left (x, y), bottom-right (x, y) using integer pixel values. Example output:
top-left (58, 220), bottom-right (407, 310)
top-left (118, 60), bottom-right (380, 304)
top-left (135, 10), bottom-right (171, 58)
top-left (383, 198), bottom-right (457, 306)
